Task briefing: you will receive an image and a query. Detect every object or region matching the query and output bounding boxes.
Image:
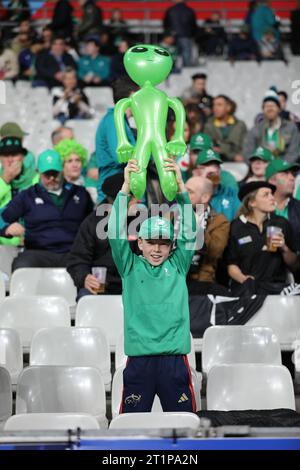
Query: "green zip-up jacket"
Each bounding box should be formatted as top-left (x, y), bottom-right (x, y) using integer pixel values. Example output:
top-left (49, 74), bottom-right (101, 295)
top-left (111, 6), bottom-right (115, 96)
top-left (108, 191), bottom-right (196, 357)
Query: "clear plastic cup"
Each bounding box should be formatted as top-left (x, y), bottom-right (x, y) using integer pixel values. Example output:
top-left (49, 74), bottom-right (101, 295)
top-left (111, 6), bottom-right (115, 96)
top-left (92, 267), bottom-right (107, 294)
top-left (266, 226), bottom-right (282, 252)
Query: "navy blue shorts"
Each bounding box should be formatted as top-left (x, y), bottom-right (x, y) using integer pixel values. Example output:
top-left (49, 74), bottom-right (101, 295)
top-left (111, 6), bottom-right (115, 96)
top-left (120, 355), bottom-right (196, 413)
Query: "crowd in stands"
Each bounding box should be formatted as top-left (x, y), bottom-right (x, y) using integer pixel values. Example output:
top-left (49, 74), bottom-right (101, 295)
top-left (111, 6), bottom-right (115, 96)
top-left (0, 1), bottom-right (300, 302)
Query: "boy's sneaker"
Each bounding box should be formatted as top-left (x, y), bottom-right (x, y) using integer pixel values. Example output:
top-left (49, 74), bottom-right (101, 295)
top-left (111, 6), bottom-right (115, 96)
top-left (280, 283), bottom-right (300, 296)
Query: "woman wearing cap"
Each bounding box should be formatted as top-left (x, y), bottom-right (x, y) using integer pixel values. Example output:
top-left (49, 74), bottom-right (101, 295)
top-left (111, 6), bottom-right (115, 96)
top-left (225, 181), bottom-right (299, 295)
top-left (240, 146), bottom-right (273, 186)
top-left (54, 138), bottom-right (97, 204)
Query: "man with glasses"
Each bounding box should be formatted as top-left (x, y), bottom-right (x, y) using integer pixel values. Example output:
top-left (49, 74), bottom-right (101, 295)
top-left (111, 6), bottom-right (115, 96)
top-left (0, 149), bottom-right (93, 270)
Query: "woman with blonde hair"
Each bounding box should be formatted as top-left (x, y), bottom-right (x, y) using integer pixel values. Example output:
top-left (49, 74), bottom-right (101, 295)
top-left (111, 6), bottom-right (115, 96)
top-left (225, 181), bottom-right (299, 295)
top-left (54, 138), bottom-right (97, 204)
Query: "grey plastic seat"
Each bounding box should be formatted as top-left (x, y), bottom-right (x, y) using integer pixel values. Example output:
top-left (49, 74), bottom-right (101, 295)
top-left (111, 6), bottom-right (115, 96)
top-left (207, 364), bottom-right (295, 411)
top-left (10, 268), bottom-right (77, 309)
top-left (4, 413), bottom-right (100, 431)
top-left (0, 328), bottom-right (23, 384)
top-left (0, 296), bottom-right (70, 350)
top-left (0, 366), bottom-right (12, 426)
top-left (76, 296), bottom-right (124, 351)
top-left (246, 296), bottom-right (300, 349)
top-left (221, 162), bottom-right (249, 182)
top-left (110, 412), bottom-right (200, 433)
top-left (30, 327), bottom-right (111, 388)
top-left (16, 365), bottom-right (107, 427)
top-left (0, 272), bottom-right (5, 299)
top-left (202, 325), bottom-right (281, 375)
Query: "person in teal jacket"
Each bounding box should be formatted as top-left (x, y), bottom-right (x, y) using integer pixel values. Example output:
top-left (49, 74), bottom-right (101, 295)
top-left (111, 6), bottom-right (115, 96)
top-left (95, 76), bottom-right (138, 202)
top-left (108, 158), bottom-right (197, 413)
top-left (78, 38), bottom-right (110, 86)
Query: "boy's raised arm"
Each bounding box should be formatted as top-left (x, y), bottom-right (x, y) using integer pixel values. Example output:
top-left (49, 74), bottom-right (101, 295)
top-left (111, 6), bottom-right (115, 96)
top-left (107, 160), bottom-right (139, 276)
top-left (164, 159), bottom-right (197, 274)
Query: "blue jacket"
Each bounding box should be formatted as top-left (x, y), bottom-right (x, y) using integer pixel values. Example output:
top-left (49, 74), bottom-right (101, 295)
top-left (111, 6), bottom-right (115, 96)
top-left (78, 54), bottom-right (110, 80)
top-left (95, 107), bottom-right (135, 202)
top-left (0, 183), bottom-right (93, 253)
top-left (211, 184), bottom-right (241, 222)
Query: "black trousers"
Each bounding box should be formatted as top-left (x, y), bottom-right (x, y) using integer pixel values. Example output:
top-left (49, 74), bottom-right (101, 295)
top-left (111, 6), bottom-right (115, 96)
top-left (12, 249), bottom-right (69, 272)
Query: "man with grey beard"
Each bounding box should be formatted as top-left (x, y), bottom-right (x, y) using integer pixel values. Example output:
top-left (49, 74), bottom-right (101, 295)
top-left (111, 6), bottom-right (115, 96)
top-left (0, 149), bottom-right (93, 270)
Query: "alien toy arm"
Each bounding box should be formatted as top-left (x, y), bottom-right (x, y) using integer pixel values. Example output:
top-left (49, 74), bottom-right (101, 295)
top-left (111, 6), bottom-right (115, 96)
top-left (165, 97), bottom-right (187, 157)
top-left (114, 97), bottom-right (134, 163)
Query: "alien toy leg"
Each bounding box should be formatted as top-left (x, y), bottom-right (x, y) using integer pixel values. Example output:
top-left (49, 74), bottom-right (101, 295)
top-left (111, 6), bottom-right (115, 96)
top-left (152, 142), bottom-right (178, 201)
top-left (130, 137), bottom-right (151, 199)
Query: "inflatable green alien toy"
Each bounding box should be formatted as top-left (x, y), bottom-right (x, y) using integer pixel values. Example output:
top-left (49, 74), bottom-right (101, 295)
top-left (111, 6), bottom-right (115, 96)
top-left (114, 44), bottom-right (186, 201)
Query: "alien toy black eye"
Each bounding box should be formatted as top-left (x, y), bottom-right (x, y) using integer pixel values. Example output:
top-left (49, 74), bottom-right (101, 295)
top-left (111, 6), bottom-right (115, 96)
top-left (154, 48), bottom-right (169, 56)
top-left (131, 46), bottom-right (148, 53)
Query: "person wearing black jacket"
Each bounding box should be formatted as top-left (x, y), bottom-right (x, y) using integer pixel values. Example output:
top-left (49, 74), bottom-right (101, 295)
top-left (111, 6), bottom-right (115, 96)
top-left (163, 0), bottom-right (197, 66)
top-left (50, 0), bottom-right (74, 40)
top-left (77, 0), bottom-right (103, 41)
top-left (35, 37), bottom-right (77, 88)
top-left (67, 173), bottom-right (138, 299)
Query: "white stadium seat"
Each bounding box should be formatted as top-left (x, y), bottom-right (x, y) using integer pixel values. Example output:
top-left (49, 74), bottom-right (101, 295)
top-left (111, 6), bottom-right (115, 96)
top-left (16, 365), bottom-right (107, 427)
top-left (76, 295), bottom-right (124, 351)
top-left (202, 325), bottom-right (281, 375)
top-left (4, 413), bottom-right (100, 431)
top-left (0, 366), bottom-right (12, 427)
top-left (0, 328), bottom-right (23, 384)
top-left (110, 412), bottom-right (200, 433)
top-left (246, 296), bottom-right (300, 350)
top-left (207, 364), bottom-right (295, 411)
top-left (10, 268), bottom-right (77, 309)
top-left (0, 296), bottom-right (70, 350)
top-left (30, 327), bottom-right (111, 388)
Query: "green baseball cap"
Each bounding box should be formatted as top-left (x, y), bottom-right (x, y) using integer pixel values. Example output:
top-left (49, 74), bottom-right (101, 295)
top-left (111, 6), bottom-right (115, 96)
top-left (265, 159), bottom-right (300, 180)
top-left (37, 150), bottom-right (63, 173)
top-left (139, 216), bottom-right (174, 241)
top-left (0, 122), bottom-right (28, 139)
top-left (190, 133), bottom-right (212, 151)
top-left (249, 146), bottom-right (273, 162)
top-left (196, 148), bottom-right (222, 166)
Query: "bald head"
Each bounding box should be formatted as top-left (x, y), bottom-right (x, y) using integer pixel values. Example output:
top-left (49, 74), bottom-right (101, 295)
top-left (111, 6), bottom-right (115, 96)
top-left (185, 176), bottom-right (213, 207)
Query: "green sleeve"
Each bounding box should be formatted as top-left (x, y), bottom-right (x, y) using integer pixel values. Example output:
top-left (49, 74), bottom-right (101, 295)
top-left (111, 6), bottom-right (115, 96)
top-left (172, 191), bottom-right (197, 274)
top-left (108, 191), bottom-right (134, 277)
top-left (0, 178), bottom-right (11, 208)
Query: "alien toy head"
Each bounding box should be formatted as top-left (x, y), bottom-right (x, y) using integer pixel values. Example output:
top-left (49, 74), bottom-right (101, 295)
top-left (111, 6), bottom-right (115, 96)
top-left (124, 44), bottom-right (173, 87)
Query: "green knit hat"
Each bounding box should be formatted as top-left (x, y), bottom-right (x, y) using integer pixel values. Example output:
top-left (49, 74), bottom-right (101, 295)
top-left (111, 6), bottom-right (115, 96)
top-left (196, 148), bottom-right (222, 166)
top-left (139, 216), bottom-right (174, 241)
top-left (250, 146), bottom-right (273, 162)
top-left (265, 159), bottom-right (300, 180)
top-left (54, 138), bottom-right (88, 167)
top-left (190, 132), bottom-right (212, 151)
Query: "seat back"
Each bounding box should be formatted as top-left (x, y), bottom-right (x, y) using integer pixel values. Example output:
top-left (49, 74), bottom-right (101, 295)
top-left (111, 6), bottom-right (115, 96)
top-left (30, 327), bottom-right (111, 386)
top-left (16, 365), bottom-right (106, 425)
top-left (207, 364), bottom-right (296, 411)
top-left (246, 296), bottom-right (300, 348)
top-left (202, 325), bottom-right (281, 374)
top-left (110, 412), bottom-right (200, 432)
top-left (76, 296), bottom-right (124, 350)
top-left (221, 162), bottom-right (249, 181)
top-left (0, 296), bottom-right (70, 349)
top-left (10, 268), bottom-right (77, 308)
top-left (0, 366), bottom-right (12, 422)
top-left (0, 328), bottom-right (23, 384)
top-left (4, 413), bottom-right (100, 431)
